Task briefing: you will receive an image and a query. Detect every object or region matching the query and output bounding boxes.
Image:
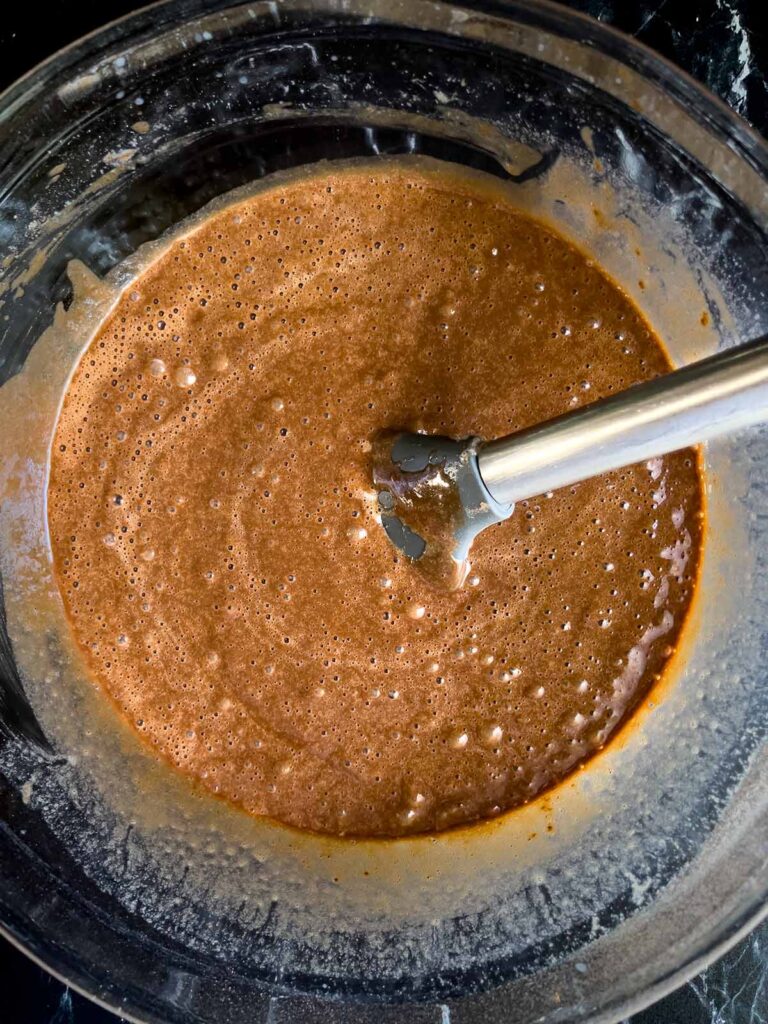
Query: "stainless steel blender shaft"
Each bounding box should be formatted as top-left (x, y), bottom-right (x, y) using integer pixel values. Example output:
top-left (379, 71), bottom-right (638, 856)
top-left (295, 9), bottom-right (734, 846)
top-left (477, 335), bottom-right (768, 506)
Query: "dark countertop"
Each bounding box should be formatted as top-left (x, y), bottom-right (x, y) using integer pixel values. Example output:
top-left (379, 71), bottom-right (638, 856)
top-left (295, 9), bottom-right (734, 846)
top-left (0, 2), bottom-right (766, 1022)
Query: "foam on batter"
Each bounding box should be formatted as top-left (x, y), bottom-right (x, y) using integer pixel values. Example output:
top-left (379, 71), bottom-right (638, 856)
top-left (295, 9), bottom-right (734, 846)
top-left (47, 161), bottom-right (702, 836)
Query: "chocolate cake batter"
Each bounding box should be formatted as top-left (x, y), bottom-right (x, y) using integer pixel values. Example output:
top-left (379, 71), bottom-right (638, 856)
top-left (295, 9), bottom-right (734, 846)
top-left (47, 160), bottom-right (702, 837)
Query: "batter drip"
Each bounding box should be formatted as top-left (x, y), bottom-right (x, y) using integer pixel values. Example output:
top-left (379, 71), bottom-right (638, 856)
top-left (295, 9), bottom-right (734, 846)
top-left (47, 159), bottom-right (702, 837)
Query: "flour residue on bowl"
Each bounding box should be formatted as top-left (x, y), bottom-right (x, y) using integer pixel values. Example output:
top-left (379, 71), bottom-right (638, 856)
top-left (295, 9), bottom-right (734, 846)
top-left (0, 144), bottom-right (748, 993)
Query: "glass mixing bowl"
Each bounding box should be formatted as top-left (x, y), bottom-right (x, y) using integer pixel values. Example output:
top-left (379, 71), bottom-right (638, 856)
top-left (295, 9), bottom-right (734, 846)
top-left (0, 2), bottom-right (766, 1022)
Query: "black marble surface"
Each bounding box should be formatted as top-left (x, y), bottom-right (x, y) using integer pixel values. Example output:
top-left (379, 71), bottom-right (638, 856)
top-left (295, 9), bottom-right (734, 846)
top-left (0, 2), bottom-right (766, 1022)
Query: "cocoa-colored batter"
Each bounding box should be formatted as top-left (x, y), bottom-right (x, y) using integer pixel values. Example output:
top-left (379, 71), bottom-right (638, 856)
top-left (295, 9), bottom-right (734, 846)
top-left (47, 160), bottom-right (702, 837)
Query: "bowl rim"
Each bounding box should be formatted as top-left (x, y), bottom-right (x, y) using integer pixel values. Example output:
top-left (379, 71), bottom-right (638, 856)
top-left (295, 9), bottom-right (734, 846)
top-left (1, 0), bottom-right (766, 180)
